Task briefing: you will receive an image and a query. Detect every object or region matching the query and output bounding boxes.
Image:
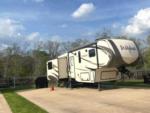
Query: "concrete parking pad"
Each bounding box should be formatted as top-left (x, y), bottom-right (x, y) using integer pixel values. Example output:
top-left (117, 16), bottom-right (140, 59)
top-left (18, 88), bottom-right (150, 113)
top-left (0, 93), bottom-right (12, 113)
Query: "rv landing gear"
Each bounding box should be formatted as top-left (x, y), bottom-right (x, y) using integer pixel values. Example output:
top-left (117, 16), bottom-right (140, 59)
top-left (68, 77), bottom-right (72, 89)
top-left (98, 82), bottom-right (102, 91)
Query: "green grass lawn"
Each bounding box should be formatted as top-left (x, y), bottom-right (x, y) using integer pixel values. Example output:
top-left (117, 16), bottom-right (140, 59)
top-left (103, 80), bottom-right (150, 88)
top-left (116, 80), bottom-right (150, 87)
top-left (2, 90), bottom-right (48, 113)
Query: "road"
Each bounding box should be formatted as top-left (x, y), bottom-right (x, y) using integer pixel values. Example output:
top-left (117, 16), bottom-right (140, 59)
top-left (18, 87), bottom-right (150, 113)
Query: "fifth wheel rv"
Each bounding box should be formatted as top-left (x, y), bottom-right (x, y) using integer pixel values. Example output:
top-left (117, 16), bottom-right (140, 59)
top-left (47, 38), bottom-right (140, 89)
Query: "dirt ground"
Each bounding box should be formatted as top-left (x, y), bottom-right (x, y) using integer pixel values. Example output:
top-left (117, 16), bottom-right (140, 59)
top-left (18, 87), bottom-right (150, 113)
top-left (0, 93), bottom-right (12, 113)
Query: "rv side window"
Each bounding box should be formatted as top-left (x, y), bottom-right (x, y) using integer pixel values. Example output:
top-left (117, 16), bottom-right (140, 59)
top-left (89, 49), bottom-right (95, 57)
top-left (78, 51), bottom-right (81, 63)
top-left (48, 62), bottom-right (52, 69)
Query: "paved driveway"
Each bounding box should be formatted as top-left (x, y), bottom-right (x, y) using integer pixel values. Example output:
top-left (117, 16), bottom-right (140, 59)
top-left (18, 87), bottom-right (150, 113)
top-left (0, 93), bottom-right (12, 113)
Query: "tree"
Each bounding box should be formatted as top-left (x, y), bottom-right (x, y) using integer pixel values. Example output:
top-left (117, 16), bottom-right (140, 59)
top-left (1, 44), bottom-right (35, 77)
top-left (61, 38), bottom-right (90, 52)
top-left (0, 58), bottom-right (4, 78)
top-left (2, 44), bottom-right (22, 77)
top-left (143, 35), bottom-right (150, 69)
top-left (60, 41), bottom-right (72, 52)
top-left (115, 35), bottom-right (128, 39)
top-left (71, 38), bottom-right (90, 49)
top-left (20, 56), bottom-right (34, 77)
top-left (32, 50), bottom-right (49, 76)
top-left (95, 28), bottom-right (111, 40)
top-left (45, 40), bottom-right (60, 59)
top-left (144, 49), bottom-right (150, 68)
top-left (147, 35), bottom-right (150, 46)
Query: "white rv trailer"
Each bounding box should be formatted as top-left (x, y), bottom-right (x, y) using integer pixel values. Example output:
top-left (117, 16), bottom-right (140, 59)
top-left (47, 38), bottom-right (140, 89)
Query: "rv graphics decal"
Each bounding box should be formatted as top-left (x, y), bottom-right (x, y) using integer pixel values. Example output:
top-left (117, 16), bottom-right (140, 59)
top-left (120, 45), bottom-right (136, 51)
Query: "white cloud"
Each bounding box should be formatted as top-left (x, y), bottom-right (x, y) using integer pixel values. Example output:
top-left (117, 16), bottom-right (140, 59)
top-left (0, 18), bottom-right (45, 49)
top-left (72, 3), bottom-right (95, 19)
top-left (0, 44), bottom-right (9, 51)
top-left (26, 32), bottom-right (40, 41)
top-left (50, 35), bottom-right (62, 42)
top-left (0, 18), bottom-right (24, 38)
top-left (124, 8), bottom-right (150, 36)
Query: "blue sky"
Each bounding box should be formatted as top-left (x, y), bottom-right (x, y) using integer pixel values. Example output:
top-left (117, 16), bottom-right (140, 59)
top-left (0, 0), bottom-right (150, 49)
